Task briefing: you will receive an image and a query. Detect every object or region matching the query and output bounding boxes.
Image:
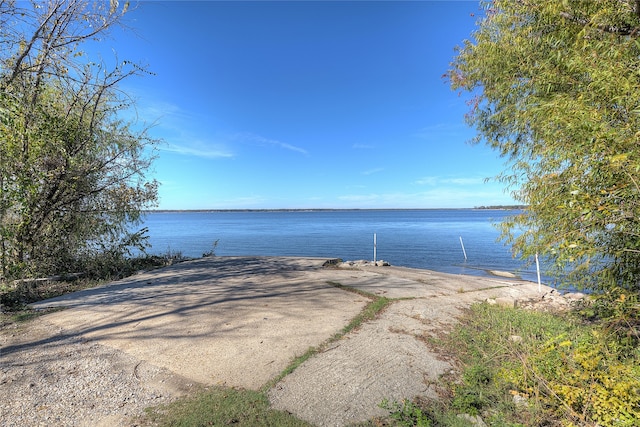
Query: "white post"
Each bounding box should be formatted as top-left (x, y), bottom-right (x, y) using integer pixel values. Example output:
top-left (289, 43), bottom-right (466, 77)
top-left (373, 233), bottom-right (377, 263)
top-left (535, 252), bottom-right (542, 293)
top-left (459, 236), bottom-right (468, 261)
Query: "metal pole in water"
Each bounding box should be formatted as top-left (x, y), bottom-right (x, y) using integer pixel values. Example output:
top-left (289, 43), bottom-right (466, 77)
top-left (535, 252), bottom-right (542, 293)
top-left (373, 233), bottom-right (377, 263)
top-left (459, 236), bottom-right (468, 261)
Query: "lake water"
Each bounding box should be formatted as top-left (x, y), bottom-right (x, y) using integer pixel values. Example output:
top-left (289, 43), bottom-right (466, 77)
top-left (140, 209), bottom-right (548, 283)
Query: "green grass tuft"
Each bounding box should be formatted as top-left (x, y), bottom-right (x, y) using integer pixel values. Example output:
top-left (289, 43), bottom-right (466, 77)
top-left (139, 386), bottom-right (312, 426)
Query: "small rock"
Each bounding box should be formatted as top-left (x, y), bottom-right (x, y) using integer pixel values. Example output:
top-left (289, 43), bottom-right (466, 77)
top-left (495, 297), bottom-right (517, 308)
top-left (457, 413), bottom-right (488, 427)
top-left (337, 259), bottom-right (390, 268)
top-left (513, 393), bottom-right (528, 408)
top-left (488, 270), bottom-right (518, 278)
top-left (508, 335), bottom-right (522, 343)
top-left (563, 292), bottom-right (586, 301)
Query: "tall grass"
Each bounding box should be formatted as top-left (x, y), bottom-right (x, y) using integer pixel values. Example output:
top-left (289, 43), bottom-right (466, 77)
top-left (397, 302), bottom-right (640, 426)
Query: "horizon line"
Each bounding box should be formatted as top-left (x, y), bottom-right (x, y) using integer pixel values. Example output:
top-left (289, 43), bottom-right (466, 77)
top-left (145, 205), bottom-right (527, 213)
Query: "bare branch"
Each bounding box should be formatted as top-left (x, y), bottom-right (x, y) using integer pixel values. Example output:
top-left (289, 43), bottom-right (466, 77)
top-left (6, 1), bottom-right (61, 85)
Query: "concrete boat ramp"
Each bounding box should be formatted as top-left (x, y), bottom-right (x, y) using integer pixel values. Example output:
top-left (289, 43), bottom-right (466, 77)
top-left (14, 256), bottom-right (550, 426)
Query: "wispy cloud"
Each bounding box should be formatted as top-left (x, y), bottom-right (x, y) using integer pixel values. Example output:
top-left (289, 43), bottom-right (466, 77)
top-left (125, 94), bottom-right (309, 159)
top-left (235, 132), bottom-right (309, 155)
top-left (161, 143), bottom-right (234, 159)
top-left (414, 176), bottom-right (439, 186)
top-left (362, 167), bottom-right (384, 176)
top-left (447, 177), bottom-right (487, 185)
top-left (125, 96), bottom-right (237, 160)
top-left (135, 101), bottom-right (188, 124)
top-left (336, 172), bottom-right (512, 208)
top-left (414, 176), bottom-right (485, 186)
top-left (117, 90), bottom-right (194, 128)
top-left (338, 187), bottom-right (515, 209)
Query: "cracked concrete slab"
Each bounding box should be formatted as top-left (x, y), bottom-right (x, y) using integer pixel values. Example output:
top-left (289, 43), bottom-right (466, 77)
top-left (16, 256), bottom-right (553, 426)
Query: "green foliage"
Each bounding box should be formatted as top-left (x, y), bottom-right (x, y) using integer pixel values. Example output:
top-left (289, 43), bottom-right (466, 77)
top-left (379, 399), bottom-right (432, 427)
top-left (577, 288), bottom-right (640, 349)
top-left (443, 303), bottom-right (640, 426)
top-left (0, 1), bottom-right (158, 280)
top-left (451, 364), bottom-right (497, 416)
top-left (450, 0), bottom-right (640, 294)
top-left (139, 386), bottom-right (312, 427)
top-left (502, 324), bottom-right (640, 426)
top-left (546, 334), bottom-right (640, 426)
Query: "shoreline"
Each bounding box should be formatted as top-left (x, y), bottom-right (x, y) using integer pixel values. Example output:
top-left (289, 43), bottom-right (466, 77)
top-left (335, 257), bottom-right (550, 288)
top-left (150, 252), bottom-right (549, 287)
top-left (144, 206), bottom-right (526, 213)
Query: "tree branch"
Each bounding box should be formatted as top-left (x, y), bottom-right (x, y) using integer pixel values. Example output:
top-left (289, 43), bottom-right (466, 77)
top-left (559, 10), bottom-right (640, 36)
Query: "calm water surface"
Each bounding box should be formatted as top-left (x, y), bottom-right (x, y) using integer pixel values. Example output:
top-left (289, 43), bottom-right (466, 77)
top-left (140, 209), bottom-right (547, 283)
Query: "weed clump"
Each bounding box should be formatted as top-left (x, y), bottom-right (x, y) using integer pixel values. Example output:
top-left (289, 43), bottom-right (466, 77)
top-left (374, 301), bottom-right (640, 427)
top-left (444, 303), bottom-right (640, 426)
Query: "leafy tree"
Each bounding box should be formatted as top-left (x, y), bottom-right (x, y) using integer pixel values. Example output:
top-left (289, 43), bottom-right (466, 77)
top-left (450, 0), bottom-right (640, 293)
top-left (0, 0), bottom-right (158, 279)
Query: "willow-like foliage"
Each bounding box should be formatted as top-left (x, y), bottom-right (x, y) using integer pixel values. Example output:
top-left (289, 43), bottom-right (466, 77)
top-left (450, 0), bottom-right (640, 292)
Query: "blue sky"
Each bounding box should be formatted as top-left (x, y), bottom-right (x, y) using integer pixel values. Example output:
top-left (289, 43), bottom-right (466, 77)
top-left (110, 0), bottom-right (516, 210)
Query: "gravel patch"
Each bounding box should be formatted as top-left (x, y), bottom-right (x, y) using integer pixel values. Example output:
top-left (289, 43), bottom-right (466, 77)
top-left (0, 318), bottom-right (196, 427)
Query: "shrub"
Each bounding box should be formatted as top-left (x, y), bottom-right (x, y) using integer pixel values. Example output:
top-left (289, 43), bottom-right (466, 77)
top-left (379, 399), bottom-right (432, 427)
top-left (447, 303), bottom-right (640, 427)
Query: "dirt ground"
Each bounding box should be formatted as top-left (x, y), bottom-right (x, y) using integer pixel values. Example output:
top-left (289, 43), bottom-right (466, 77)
top-left (1, 256), bottom-right (553, 426)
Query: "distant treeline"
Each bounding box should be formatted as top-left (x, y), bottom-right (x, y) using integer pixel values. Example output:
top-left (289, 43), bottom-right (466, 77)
top-left (474, 205), bottom-right (528, 210)
top-left (146, 207), bottom-right (529, 213)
